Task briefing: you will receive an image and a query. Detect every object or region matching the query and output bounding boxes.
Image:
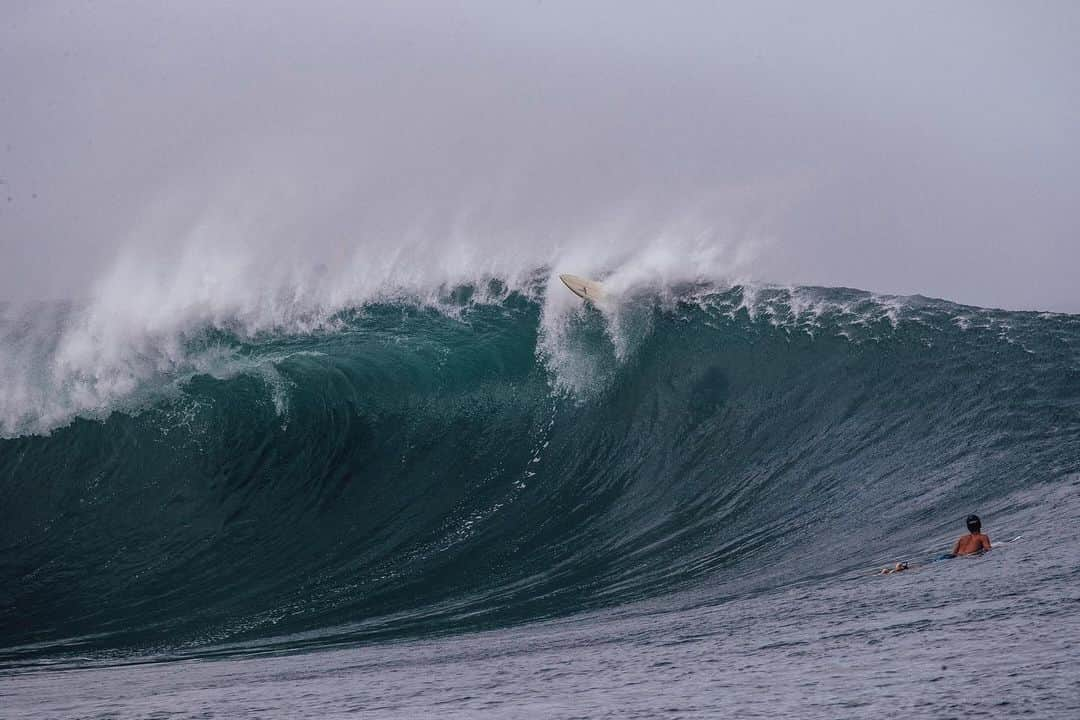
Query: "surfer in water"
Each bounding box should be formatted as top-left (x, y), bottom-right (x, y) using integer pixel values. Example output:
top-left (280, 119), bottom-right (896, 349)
top-left (951, 514), bottom-right (991, 556)
top-left (878, 562), bottom-right (909, 575)
top-left (877, 514), bottom-right (991, 574)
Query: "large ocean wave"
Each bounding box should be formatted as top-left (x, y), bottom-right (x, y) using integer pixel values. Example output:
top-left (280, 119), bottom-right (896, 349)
top-left (2, 275), bottom-right (1078, 666)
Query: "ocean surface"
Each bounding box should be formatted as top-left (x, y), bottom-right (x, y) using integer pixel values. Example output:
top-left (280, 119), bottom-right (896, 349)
top-left (2, 278), bottom-right (1078, 718)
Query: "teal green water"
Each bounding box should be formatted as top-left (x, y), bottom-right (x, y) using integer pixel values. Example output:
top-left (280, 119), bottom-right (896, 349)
top-left (1, 283), bottom-right (1078, 677)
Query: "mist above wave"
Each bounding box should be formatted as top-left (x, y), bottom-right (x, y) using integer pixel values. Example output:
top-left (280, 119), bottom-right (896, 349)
top-left (0, 223), bottom-right (764, 436)
top-left (1, 220), bottom-right (1068, 439)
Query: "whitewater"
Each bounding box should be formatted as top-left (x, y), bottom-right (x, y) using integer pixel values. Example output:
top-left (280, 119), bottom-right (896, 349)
top-left (2, 260), bottom-right (1079, 718)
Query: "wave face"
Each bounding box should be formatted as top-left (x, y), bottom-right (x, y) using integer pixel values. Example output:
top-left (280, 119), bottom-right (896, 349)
top-left (1, 281), bottom-right (1078, 663)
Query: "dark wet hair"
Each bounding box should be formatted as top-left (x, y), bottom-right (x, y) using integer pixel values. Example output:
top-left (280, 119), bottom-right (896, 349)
top-left (966, 514), bottom-right (981, 533)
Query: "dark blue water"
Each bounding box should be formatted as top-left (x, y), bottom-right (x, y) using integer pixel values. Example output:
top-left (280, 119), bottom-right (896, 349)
top-left (2, 282), bottom-right (1079, 717)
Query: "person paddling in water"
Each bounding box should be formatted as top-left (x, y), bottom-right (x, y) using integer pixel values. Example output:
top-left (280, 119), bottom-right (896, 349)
top-left (951, 514), bottom-right (991, 556)
top-left (878, 514), bottom-right (991, 574)
top-left (878, 562), bottom-right (909, 575)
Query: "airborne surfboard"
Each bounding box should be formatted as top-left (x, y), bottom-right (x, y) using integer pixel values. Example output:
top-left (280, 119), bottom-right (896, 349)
top-left (559, 274), bottom-right (606, 301)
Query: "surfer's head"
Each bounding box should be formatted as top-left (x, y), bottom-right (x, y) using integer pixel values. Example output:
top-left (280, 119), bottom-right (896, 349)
top-left (966, 514), bottom-right (981, 533)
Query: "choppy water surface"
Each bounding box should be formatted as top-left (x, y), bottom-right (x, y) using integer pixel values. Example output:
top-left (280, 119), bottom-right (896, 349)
top-left (2, 280), bottom-right (1079, 717)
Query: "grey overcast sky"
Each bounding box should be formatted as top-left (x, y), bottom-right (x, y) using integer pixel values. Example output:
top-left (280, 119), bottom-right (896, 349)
top-left (1, 1), bottom-right (1078, 311)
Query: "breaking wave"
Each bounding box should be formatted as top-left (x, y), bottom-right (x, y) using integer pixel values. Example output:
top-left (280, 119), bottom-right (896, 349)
top-left (2, 274), bottom-right (1078, 665)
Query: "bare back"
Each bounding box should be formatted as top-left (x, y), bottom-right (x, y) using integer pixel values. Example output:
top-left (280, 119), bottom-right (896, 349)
top-left (953, 532), bottom-right (991, 556)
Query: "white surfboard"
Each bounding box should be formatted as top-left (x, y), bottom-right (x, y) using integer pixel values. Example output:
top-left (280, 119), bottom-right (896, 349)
top-left (559, 274), bottom-right (606, 301)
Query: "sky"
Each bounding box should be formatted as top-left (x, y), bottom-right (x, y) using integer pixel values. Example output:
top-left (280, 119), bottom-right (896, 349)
top-left (1, 1), bottom-right (1078, 311)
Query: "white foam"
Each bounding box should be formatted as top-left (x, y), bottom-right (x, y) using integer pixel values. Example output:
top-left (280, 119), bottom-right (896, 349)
top-left (1, 210), bottom-right (770, 437)
top-left (11, 199), bottom-right (1011, 438)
